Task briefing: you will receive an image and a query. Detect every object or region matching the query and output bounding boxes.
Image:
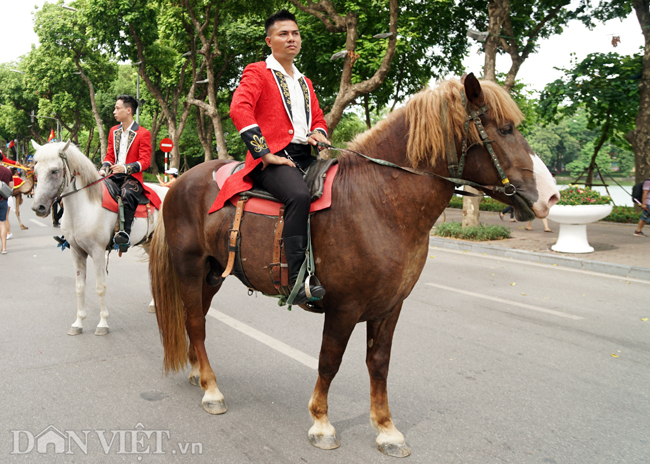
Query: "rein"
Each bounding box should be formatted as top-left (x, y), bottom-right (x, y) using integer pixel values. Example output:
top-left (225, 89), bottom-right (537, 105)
top-left (318, 91), bottom-right (516, 197)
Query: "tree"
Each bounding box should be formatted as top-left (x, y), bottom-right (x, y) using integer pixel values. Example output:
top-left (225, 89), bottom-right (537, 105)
top-left (538, 52), bottom-right (641, 186)
top-left (470, 0), bottom-right (591, 92)
top-left (294, 0), bottom-right (470, 133)
top-left (34, 1), bottom-right (117, 158)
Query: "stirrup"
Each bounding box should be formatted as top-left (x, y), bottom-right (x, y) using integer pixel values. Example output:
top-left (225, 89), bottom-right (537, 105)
top-left (113, 231), bottom-right (131, 251)
top-left (304, 274), bottom-right (325, 300)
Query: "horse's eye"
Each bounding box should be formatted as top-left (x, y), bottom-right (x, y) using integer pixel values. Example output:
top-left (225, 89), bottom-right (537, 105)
top-left (52, 169), bottom-right (59, 175)
top-left (499, 125), bottom-right (513, 136)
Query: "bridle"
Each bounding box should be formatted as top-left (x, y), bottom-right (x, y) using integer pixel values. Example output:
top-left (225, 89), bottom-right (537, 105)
top-left (52, 145), bottom-right (112, 202)
top-left (317, 90), bottom-right (517, 197)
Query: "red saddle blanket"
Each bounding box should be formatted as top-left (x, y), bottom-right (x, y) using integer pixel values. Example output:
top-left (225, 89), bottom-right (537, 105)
top-left (101, 183), bottom-right (162, 218)
top-left (213, 162), bottom-right (339, 216)
top-left (12, 176), bottom-right (24, 189)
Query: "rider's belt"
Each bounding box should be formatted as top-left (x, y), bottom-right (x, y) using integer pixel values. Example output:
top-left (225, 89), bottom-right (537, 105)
top-left (222, 197), bottom-right (247, 278)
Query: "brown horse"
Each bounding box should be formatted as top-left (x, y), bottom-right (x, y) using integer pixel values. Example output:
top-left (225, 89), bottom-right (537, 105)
top-left (149, 74), bottom-right (560, 457)
top-left (11, 170), bottom-right (35, 230)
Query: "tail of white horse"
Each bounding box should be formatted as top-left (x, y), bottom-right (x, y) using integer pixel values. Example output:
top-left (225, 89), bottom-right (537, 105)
top-left (149, 217), bottom-right (189, 373)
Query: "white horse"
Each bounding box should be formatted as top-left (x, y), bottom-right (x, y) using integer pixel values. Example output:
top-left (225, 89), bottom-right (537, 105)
top-left (31, 140), bottom-right (168, 335)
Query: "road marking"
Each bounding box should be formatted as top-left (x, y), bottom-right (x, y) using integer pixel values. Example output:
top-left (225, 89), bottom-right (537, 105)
top-left (429, 246), bottom-right (650, 285)
top-left (425, 283), bottom-right (584, 320)
top-left (207, 308), bottom-right (318, 370)
top-left (29, 219), bottom-right (48, 227)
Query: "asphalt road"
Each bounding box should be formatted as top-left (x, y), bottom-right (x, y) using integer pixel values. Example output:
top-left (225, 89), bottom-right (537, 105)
top-left (1, 204), bottom-right (648, 463)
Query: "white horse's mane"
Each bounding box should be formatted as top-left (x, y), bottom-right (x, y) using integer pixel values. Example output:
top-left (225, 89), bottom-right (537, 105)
top-left (35, 141), bottom-right (103, 204)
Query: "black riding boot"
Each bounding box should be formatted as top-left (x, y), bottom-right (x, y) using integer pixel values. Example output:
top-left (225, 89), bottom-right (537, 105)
top-left (284, 235), bottom-right (326, 306)
top-left (114, 208), bottom-right (135, 252)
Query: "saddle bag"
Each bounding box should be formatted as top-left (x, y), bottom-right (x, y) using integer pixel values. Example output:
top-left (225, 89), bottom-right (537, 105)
top-left (0, 180), bottom-right (11, 199)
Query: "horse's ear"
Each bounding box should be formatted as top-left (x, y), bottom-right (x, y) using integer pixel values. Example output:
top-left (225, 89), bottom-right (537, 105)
top-left (62, 139), bottom-right (71, 152)
top-left (463, 72), bottom-right (485, 107)
top-left (31, 140), bottom-right (41, 151)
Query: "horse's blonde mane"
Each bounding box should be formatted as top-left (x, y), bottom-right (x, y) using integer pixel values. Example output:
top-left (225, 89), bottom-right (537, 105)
top-left (349, 78), bottom-right (524, 168)
top-left (35, 141), bottom-right (102, 204)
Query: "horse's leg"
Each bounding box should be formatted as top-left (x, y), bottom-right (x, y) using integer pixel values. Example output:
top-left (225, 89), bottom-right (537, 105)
top-left (179, 267), bottom-right (226, 414)
top-left (15, 196), bottom-right (28, 230)
top-left (187, 275), bottom-right (220, 386)
top-left (90, 249), bottom-right (109, 335)
top-left (366, 304), bottom-right (410, 457)
top-left (68, 247), bottom-right (89, 335)
top-left (308, 313), bottom-right (358, 450)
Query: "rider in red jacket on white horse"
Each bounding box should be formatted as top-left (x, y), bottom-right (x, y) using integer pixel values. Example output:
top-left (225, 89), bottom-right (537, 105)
top-left (100, 95), bottom-right (152, 251)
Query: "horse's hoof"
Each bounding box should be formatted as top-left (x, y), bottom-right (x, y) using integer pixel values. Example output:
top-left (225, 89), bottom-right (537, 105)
top-left (308, 433), bottom-right (340, 450)
top-left (189, 375), bottom-right (200, 386)
top-left (94, 327), bottom-right (109, 336)
top-left (148, 305), bottom-right (156, 314)
top-left (202, 400), bottom-right (227, 415)
top-left (378, 442), bottom-right (411, 458)
top-left (68, 327), bottom-right (82, 336)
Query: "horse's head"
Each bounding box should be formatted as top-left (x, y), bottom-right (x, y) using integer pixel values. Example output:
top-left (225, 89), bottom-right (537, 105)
top-left (460, 74), bottom-right (560, 221)
top-left (30, 139), bottom-right (71, 217)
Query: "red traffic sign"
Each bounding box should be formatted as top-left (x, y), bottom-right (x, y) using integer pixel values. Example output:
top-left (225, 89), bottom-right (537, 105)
top-left (159, 138), bottom-right (174, 153)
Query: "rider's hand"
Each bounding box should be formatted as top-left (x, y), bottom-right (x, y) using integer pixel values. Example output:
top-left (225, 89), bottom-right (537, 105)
top-left (99, 170), bottom-right (106, 177)
top-left (261, 153), bottom-right (295, 170)
top-left (110, 164), bottom-right (126, 174)
top-left (307, 131), bottom-right (329, 151)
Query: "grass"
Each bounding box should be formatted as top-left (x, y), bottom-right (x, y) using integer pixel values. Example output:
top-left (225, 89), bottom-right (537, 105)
top-left (433, 221), bottom-right (511, 241)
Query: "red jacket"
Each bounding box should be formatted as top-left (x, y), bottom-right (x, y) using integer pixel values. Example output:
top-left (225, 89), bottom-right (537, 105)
top-left (104, 122), bottom-right (151, 185)
top-left (210, 61), bottom-right (327, 213)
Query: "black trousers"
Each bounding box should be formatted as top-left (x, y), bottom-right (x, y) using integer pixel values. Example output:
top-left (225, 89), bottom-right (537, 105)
top-left (110, 173), bottom-right (142, 213)
top-left (250, 143), bottom-right (314, 238)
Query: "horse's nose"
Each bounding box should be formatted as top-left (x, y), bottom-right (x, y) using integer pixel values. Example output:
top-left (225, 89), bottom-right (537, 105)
top-left (548, 192), bottom-right (560, 209)
top-left (32, 204), bottom-right (47, 216)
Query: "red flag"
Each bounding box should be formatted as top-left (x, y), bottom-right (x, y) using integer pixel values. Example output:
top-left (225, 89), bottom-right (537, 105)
top-left (47, 129), bottom-right (56, 142)
top-left (7, 140), bottom-right (15, 148)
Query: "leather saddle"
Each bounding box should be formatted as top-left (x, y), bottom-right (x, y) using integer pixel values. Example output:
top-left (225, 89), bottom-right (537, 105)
top-left (103, 177), bottom-right (150, 205)
top-left (229, 158), bottom-right (338, 203)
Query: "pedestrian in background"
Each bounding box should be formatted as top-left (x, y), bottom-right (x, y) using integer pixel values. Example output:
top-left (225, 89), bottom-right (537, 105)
top-left (633, 178), bottom-right (650, 237)
top-left (0, 163), bottom-right (14, 254)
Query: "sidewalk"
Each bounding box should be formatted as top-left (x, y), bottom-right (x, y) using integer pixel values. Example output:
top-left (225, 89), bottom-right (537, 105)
top-left (431, 208), bottom-right (650, 281)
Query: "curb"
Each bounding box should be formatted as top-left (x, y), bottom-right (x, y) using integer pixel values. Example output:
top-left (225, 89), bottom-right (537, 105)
top-left (429, 236), bottom-right (650, 281)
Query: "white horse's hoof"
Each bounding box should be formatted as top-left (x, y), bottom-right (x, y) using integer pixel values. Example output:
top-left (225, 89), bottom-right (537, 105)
top-left (94, 327), bottom-right (109, 336)
top-left (377, 441), bottom-right (411, 457)
top-left (148, 305), bottom-right (156, 314)
top-left (68, 327), bottom-right (82, 336)
top-left (189, 375), bottom-right (200, 386)
top-left (202, 399), bottom-right (227, 415)
top-left (308, 433), bottom-right (340, 450)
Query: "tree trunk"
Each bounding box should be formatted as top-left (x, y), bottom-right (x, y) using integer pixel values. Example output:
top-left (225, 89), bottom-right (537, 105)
top-left (85, 126), bottom-right (95, 158)
top-left (76, 61), bottom-right (107, 159)
top-left (484, 0), bottom-right (509, 81)
top-left (462, 189), bottom-right (482, 227)
top-left (585, 110), bottom-right (612, 188)
top-left (364, 94), bottom-right (372, 129)
top-left (627, 0), bottom-right (650, 184)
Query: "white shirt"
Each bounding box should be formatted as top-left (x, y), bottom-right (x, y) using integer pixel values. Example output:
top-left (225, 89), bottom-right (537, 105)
top-left (117, 121), bottom-right (135, 166)
top-left (266, 55), bottom-right (309, 145)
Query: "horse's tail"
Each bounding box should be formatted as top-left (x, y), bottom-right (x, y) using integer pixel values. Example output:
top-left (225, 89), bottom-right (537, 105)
top-left (149, 217), bottom-right (188, 374)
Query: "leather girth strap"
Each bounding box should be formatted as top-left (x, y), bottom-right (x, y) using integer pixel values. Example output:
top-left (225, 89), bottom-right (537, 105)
top-left (270, 208), bottom-right (289, 291)
top-left (222, 197), bottom-right (247, 278)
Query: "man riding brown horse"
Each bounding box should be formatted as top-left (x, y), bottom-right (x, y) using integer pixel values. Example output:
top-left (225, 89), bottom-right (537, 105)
top-left (215, 10), bottom-right (328, 306)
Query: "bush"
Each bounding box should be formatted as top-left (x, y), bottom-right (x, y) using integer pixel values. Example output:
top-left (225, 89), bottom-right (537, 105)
top-left (447, 195), bottom-right (505, 212)
top-left (603, 206), bottom-right (640, 224)
top-left (433, 221), bottom-right (511, 241)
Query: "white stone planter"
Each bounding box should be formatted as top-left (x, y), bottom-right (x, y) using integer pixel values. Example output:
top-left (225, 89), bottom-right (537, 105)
top-left (546, 204), bottom-right (613, 253)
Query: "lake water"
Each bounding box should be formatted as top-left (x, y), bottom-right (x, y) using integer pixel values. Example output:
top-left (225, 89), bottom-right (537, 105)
top-left (558, 184), bottom-right (633, 207)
